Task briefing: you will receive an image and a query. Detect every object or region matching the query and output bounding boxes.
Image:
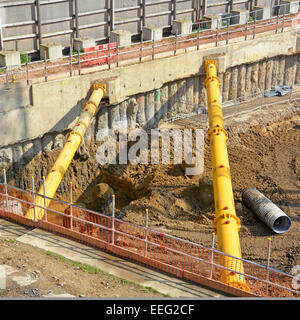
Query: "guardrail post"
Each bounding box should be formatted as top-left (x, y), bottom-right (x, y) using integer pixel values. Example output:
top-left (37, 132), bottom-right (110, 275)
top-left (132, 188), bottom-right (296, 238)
top-left (245, 15), bottom-right (248, 40)
top-left (3, 169), bottom-right (8, 206)
top-left (111, 194), bottom-right (115, 245)
top-left (226, 18), bottom-right (229, 44)
top-left (209, 232), bottom-right (216, 279)
top-left (281, 9), bottom-right (285, 33)
top-left (215, 20), bottom-right (219, 47)
top-left (77, 44), bottom-right (81, 75)
top-left (253, 14), bottom-right (256, 39)
top-left (32, 176), bottom-right (36, 221)
top-left (145, 208), bottom-right (149, 257)
top-left (174, 30), bottom-right (177, 56)
top-left (116, 43), bottom-right (119, 67)
top-left (197, 20), bottom-right (200, 50)
top-left (44, 55), bottom-right (48, 82)
top-left (108, 37), bottom-right (111, 69)
top-left (152, 35), bottom-right (155, 60)
top-left (42, 176), bottom-right (47, 222)
top-left (26, 54), bottom-right (30, 85)
top-left (266, 237), bottom-right (272, 296)
top-left (276, 6), bottom-right (279, 34)
top-left (69, 45), bottom-right (73, 77)
top-left (69, 182), bottom-right (73, 230)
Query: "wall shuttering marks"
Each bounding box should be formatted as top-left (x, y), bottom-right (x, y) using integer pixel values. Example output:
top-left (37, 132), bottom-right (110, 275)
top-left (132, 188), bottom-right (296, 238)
top-left (0, 51), bottom-right (300, 189)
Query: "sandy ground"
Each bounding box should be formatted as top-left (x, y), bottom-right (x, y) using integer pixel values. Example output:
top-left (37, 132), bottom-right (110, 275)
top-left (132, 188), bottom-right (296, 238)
top-left (0, 236), bottom-right (165, 298)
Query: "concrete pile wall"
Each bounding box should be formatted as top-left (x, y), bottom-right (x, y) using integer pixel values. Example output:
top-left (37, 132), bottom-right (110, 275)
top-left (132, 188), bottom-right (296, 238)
top-left (0, 29), bottom-right (300, 186)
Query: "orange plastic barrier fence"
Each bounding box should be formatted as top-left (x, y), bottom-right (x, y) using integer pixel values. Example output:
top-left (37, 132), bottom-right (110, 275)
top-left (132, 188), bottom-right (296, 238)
top-left (0, 183), bottom-right (299, 298)
top-left (82, 42), bottom-right (117, 67)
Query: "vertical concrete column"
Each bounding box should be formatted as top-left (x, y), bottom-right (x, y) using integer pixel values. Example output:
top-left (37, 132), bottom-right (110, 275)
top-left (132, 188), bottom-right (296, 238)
top-left (245, 64), bottom-right (252, 97)
top-left (284, 55), bottom-right (297, 86)
top-left (237, 65), bottom-right (246, 98)
top-left (160, 84), bottom-right (169, 120)
top-left (295, 54), bottom-right (300, 85)
top-left (271, 57), bottom-right (280, 88)
top-left (145, 91), bottom-right (156, 128)
top-left (186, 78), bottom-right (194, 113)
top-left (193, 76), bottom-right (200, 110)
top-left (109, 104), bottom-right (121, 130)
top-left (222, 70), bottom-right (230, 102)
top-left (127, 98), bottom-right (138, 129)
top-left (153, 89), bottom-right (162, 124)
top-left (265, 59), bottom-right (274, 91)
top-left (136, 94), bottom-right (146, 126)
top-left (199, 75), bottom-right (207, 106)
top-left (177, 79), bottom-right (187, 113)
top-left (168, 81), bottom-right (178, 115)
top-left (97, 107), bottom-right (109, 131)
top-left (278, 56), bottom-right (286, 85)
top-left (229, 67), bottom-right (238, 101)
top-left (258, 60), bottom-right (266, 92)
top-left (251, 62), bottom-right (259, 94)
top-left (119, 100), bottom-right (128, 129)
top-left (218, 73), bottom-right (224, 101)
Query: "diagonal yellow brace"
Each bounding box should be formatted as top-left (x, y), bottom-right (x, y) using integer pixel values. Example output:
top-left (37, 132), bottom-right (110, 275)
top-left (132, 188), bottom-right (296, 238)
top-left (26, 84), bottom-right (106, 221)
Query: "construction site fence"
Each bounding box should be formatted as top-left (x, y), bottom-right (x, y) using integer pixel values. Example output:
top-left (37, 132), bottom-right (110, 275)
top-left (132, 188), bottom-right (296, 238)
top-left (0, 183), bottom-right (299, 298)
top-left (1, 6), bottom-right (300, 85)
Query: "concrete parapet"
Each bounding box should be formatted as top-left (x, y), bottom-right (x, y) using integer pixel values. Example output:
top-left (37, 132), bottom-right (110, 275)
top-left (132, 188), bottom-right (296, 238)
top-left (111, 30), bottom-right (131, 47)
top-left (0, 50), bottom-right (20, 67)
top-left (251, 6), bottom-right (271, 20)
top-left (230, 10), bottom-right (249, 25)
top-left (280, 0), bottom-right (299, 14)
top-left (73, 38), bottom-right (95, 51)
top-left (171, 19), bottom-right (193, 35)
top-left (202, 14), bottom-right (222, 30)
top-left (142, 26), bottom-right (163, 41)
top-left (40, 43), bottom-right (63, 60)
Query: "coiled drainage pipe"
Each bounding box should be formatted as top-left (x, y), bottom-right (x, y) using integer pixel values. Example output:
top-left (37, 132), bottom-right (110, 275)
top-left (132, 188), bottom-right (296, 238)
top-left (242, 188), bottom-right (291, 234)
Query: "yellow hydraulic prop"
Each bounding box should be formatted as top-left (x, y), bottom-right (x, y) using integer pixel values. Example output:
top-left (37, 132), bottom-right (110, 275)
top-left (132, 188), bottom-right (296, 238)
top-left (204, 60), bottom-right (250, 292)
top-left (26, 83), bottom-right (106, 221)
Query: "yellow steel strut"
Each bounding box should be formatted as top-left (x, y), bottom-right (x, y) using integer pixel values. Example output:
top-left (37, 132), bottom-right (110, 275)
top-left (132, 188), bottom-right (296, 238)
top-left (204, 60), bottom-right (250, 292)
top-left (26, 83), bottom-right (106, 220)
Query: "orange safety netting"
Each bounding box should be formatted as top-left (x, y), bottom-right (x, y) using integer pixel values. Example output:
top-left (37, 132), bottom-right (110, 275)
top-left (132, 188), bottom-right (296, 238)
top-left (0, 183), bottom-right (298, 298)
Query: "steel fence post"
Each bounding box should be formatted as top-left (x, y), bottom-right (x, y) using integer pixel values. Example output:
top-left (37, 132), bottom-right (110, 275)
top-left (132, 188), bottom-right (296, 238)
top-left (77, 45), bottom-right (81, 76)
top-left (70, 182), bottom-right (73, 231)
top-left (215, 20), bottom-right (219, 47)
top-left (281, 9), bottom-right (285, 33)
top-left (152, 35), bottom-right (155, 60)
top-left (266, 237), bottom-right (272, 296)
top-left (197, 19), bottom-right (200, 50)
top-left (226, 18), bottom-right (229, 44)
top-left (209, 232), bottom-right (216, 279)
top-left (5, 66), bottom-right (8, 85)
top-left (26, 54), bottom-right (30, 85)
top-left (69, 45), bottom-right (73, 77)
top-left (276, 6), bottom-right (279, 34)
top-left (44, 55), bottom-right (47, 82)
top-left (140, 31), bottom-right (143, 62)
top-left (145, 208), bottom-right (149, 257)
top-left (111, 194), bottom-right (115, 245)
top-left (3, 169), bottom-right (8, 206)
top-left (32, 176), bottom-right (36, 222)
top-left (174, 30), bottom-right (177, 56)
top-left (117, 43), bottom-right (119, 67)
top-left (253, 14), bottom-right (256, 39)
top-left (43, 176), bottom-right (47, 222)
top-left (108, 37), bottom-right (111, 69)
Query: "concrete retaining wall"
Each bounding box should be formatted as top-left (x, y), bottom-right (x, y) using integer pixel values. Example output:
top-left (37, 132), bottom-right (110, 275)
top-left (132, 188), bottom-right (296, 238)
top-left (0, 30), bottom-right (300, 183)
